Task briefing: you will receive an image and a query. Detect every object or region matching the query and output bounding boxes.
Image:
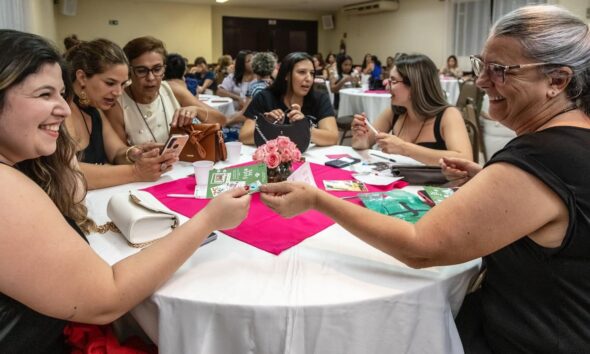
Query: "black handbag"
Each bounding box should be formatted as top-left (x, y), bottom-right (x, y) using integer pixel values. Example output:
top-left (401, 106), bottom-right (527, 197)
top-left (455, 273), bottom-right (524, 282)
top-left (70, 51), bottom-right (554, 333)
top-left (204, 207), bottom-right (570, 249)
top-left (391, 165), bottom-right (448, 185)
top-left (254, 114), bottom-right (311, 152)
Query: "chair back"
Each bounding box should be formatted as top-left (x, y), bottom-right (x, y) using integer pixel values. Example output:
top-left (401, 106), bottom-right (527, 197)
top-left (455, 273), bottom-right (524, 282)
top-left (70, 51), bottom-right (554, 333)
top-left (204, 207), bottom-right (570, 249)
top-left (461, 103), bottom-right (480, 163)
top-left (456, 79), bottom-right (485, 118)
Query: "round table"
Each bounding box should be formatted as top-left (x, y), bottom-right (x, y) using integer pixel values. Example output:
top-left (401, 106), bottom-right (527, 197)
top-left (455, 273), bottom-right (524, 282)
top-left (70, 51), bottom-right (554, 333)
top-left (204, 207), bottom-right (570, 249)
top-left (86, 145), bottom-right (480, 354)
top-left (440, 77), bottom-right (460, 105)
top-left (199, 94), bottom-right (235, 116)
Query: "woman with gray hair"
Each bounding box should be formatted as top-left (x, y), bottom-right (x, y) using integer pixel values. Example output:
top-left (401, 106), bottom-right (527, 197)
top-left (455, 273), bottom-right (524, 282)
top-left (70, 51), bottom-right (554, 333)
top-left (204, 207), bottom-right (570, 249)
top-left (259, 5), bottom-right (590, 352)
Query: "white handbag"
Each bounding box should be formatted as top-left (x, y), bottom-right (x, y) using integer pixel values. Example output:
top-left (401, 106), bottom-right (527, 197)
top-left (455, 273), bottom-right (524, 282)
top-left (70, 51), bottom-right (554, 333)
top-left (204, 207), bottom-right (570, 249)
top-left (106, 190), bottom-right (179, 246)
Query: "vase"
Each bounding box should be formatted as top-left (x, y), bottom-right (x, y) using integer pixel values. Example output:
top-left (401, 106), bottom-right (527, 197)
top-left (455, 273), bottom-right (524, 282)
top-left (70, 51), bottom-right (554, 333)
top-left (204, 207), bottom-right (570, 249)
top-left (267, 162), bottom-right (292, 183)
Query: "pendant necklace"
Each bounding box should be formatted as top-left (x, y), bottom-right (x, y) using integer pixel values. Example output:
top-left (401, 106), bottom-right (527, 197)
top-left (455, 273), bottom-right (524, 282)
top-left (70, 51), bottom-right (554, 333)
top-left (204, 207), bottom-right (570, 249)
top-left (128, 88), bottom-right (169, 142)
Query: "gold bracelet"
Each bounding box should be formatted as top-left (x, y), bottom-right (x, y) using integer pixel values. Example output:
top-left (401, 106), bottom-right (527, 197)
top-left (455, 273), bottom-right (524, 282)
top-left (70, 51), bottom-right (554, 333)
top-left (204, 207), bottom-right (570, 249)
top-left (199, 107), bottom-right (209, 123)
top-left (125, 146), bottom-right (136, 164)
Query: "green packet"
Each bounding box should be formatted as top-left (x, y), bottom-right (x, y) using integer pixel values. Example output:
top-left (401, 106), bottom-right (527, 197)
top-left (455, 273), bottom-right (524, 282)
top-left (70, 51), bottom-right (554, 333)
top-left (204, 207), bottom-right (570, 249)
top-left (423, 186), bottom-right (455, 205)
top-left (358, 190), bottom-right (431, 224)
top-left (206, 163), bottom-right (268, 198)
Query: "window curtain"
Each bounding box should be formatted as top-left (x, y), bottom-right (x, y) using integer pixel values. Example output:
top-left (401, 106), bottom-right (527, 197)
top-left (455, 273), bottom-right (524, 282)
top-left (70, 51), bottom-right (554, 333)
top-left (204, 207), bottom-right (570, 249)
top-left (0, 0), bottom-right (27, 31)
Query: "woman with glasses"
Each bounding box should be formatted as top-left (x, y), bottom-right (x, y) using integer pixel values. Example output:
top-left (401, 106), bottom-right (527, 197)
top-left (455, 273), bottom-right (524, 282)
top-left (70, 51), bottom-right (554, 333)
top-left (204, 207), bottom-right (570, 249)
top-left (64, 38), bottom-right (175, 189)
top-left (351, 53), bottom-right (472, 165)
top-left (0, 30), bottom-right (250, 353)
top-left (105, 36), bottom-right (210, 147)
top-left (261, 6), bottom-right (590, 352)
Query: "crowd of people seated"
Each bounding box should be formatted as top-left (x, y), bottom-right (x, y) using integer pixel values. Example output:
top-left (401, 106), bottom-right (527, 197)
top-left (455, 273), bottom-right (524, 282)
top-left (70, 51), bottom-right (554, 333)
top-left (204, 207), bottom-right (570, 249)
top-left (3, 5), bottom-right (588, 352)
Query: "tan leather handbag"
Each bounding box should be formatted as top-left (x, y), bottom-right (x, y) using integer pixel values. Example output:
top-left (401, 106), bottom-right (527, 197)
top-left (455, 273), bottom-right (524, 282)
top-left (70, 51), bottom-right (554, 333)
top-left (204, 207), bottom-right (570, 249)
top-left (171, 123), bottom-right (227, 162)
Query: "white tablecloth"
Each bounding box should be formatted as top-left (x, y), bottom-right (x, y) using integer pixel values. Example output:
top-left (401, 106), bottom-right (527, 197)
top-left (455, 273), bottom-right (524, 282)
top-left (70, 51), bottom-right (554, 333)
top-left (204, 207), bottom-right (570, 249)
top-left (200, 94), bottom-right (235, 116)
top-left (338, 79), bottom-right (460, 122)
top-left (86, 145), bottom-right (479, 354)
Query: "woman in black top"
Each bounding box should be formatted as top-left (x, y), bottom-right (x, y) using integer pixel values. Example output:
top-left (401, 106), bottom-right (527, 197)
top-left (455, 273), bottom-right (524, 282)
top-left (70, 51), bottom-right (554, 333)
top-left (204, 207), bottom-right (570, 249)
top-left (0, 30), bottom-right (250, 353)
top-left (351, 53), bottom-right (472, 165)
top-left (241, 52), bottom-right (339, 146)
top-left (260, 5), bottom-right (590, 353)
top-left (330, 54), bottom-right (360, 110)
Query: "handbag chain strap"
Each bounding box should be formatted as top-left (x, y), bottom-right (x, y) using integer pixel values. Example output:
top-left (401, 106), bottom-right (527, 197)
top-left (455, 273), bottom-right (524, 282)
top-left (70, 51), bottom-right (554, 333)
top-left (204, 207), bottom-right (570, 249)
top-left (91, 222), bottom-right (164, 249)
top-left (254, 116), bottom-right (269, 143)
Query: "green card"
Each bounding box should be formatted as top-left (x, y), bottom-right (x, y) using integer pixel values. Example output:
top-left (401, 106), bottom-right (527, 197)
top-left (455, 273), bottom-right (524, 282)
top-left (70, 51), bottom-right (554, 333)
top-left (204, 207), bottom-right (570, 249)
top-left (206, 163), bottom-right (268, 198)
top-left (358, 190), bottom-right (431, 224)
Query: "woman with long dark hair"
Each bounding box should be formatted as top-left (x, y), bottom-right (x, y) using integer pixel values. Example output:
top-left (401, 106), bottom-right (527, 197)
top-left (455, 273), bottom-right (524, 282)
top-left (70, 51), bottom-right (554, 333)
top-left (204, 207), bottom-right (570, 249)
top-left (352, 53), bottom-right (472, 165)
top-left (239, 52), bottom-right (339, 146)
top-left (330, 54), bottom-right (359, 110)
top-left (217, 50), bottom-right (254, 110)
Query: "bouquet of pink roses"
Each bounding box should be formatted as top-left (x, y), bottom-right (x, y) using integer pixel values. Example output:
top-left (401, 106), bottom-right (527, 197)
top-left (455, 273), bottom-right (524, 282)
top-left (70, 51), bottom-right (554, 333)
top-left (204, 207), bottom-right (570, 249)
top-left (252, 136), bottom-right (303, 169)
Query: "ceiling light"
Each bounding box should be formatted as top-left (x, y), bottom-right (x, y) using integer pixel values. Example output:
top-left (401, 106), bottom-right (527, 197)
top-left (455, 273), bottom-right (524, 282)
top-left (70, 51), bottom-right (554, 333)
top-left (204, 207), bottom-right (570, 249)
top-left (216, 0), bottom-right (228, 3)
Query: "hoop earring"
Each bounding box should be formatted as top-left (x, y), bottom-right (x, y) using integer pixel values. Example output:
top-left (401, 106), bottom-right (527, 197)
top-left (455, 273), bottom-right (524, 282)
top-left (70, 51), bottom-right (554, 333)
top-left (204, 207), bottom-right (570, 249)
top-left (79, 88), bottom-right (90, 107)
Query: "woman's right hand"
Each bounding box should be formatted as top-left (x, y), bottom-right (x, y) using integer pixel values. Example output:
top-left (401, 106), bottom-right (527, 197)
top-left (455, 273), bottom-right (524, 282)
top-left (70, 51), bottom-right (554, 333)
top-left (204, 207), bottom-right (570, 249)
top-left (132, 148), bottom-right (177, 181)
top-left (201, 187), bottom-right (251, 230)
top-left (263, 109), bottom-right (286, 124)
top-left (352, 113), bottom-right (370, 138)
top-left (440, 157), bottom-right (482, 183)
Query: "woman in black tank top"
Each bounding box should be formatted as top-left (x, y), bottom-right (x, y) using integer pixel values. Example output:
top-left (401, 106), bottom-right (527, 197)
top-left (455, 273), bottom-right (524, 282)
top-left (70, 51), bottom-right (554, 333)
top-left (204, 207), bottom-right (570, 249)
top-left (351, 54), bottom-right (473, 165)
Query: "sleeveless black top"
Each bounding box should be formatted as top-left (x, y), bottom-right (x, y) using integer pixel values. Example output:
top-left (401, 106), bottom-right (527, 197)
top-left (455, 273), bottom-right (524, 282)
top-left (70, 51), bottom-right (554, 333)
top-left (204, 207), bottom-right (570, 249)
top-left (0, 162), bottom-right (88, 353)
top-left (74, 96), bottom-right (109, 165)
top-left (391, 106), bottom-right (448, 150)
top-left (462, 127), bottom-right (590, 353)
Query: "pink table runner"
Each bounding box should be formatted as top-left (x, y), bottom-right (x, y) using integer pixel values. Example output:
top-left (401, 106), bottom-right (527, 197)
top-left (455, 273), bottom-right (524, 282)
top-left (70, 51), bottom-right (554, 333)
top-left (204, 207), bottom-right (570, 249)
top-left (143, 162), bottom-right (407, 255)
top-left (364, 90), bottom-right (390, 94)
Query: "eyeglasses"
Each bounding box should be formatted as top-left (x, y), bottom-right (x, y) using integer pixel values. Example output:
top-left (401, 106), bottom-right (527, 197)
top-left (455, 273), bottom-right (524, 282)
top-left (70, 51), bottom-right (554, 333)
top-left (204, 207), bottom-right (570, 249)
top-left (470, 55), bottom-right (549, 84)
top-left (132, 65), bottom-right (166, 78)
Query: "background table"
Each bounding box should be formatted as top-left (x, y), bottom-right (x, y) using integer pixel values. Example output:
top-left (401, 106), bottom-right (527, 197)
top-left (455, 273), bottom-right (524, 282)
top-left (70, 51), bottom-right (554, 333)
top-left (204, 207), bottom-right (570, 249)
top-left (200, 94), bottom-right (235, 116)
top-left (338, 78), bottom-right (461, 122)
top-left (86, 145), bottom-right (479, 354)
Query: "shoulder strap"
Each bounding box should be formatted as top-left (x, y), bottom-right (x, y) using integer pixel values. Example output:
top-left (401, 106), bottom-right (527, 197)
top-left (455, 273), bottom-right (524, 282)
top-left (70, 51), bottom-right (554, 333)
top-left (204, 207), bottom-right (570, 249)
top-left (433, 108), bottom-right (446, 144)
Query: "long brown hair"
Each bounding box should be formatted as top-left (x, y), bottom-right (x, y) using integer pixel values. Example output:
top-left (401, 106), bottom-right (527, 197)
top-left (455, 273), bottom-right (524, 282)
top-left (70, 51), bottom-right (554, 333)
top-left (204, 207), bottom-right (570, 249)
top-left (0, 30), bottom-right (94, 233)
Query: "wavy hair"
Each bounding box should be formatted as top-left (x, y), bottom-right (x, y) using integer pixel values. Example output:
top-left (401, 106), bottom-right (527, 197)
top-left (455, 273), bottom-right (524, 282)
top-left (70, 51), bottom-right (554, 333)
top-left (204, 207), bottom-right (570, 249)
top-left (251, 52), bottom-right (276, 78)
top-left (0, 30), bottom-right (93, 233)
top-left (394, 53), bottom-right (449, 118)
top-left (65, 38), bottom-right (128, 82)
top-left (491, 5), bottom-right (590, 114)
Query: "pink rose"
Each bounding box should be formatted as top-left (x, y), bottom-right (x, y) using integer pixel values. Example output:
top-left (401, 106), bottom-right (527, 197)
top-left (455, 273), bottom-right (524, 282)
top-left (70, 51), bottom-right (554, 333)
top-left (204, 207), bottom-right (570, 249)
top-left (265, 144), bottom-right (279, 155)
top-left (253, 147), bottom-right (266, 162)
top-left (265, 152), bottom-right (281, 169)
top-left (277, 136), bottom-right (291, 150)
top-left (291, 149), bottom-right (301, 162)
top-left (288, 142), bottom-right (297, 151)
top-left (280, 149), bottom-right (292, 163)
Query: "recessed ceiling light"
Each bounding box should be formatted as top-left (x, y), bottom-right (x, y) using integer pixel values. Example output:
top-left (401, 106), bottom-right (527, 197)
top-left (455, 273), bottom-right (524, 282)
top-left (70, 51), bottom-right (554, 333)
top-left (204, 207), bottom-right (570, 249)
top-left (216, 0), bottom-right (228, 3)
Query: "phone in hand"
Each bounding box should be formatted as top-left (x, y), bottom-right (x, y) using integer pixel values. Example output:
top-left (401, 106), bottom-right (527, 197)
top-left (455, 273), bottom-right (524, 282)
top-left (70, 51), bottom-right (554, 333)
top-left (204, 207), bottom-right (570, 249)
top-left (325, 157), bottom-right (361, 168)
top-left (161, 134), bottom-right (189, 156)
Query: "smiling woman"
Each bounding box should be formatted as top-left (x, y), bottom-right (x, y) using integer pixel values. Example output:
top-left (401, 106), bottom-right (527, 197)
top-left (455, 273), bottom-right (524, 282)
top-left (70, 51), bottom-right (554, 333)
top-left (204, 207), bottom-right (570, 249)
top-left (0, 29), bottom-right (250, 354)
top-left (240, 51), bottom-right (339, 147)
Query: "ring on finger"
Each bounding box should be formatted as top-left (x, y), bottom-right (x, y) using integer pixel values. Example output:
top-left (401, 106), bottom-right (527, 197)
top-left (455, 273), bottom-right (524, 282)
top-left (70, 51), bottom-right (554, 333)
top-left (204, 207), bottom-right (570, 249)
top-left (160, 163), bottom-right (167, 171)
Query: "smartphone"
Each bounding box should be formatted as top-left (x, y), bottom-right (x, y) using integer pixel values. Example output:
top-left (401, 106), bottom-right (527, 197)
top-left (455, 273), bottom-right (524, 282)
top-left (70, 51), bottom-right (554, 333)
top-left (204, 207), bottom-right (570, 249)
top-left (201, 232), bottom-right (217, 246)
top-left (325, 157), bottom-right (361, 168)
top-left (161, 134), bottom-right (189, 156)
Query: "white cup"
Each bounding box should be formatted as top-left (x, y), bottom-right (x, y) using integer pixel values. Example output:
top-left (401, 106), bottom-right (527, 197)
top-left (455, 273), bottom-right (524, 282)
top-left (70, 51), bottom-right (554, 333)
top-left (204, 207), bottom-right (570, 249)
top-left (226, 141), bottom-right (242, 164)
top-left (193, 160), bottom-right (214, 186)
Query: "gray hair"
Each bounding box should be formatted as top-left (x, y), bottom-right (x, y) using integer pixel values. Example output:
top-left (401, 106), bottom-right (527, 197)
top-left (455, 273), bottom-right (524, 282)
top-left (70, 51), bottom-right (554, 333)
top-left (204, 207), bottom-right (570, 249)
top-left (251, 52), bottom-right (277, 77)
top-left (491, 5), bottom-right (590, 114)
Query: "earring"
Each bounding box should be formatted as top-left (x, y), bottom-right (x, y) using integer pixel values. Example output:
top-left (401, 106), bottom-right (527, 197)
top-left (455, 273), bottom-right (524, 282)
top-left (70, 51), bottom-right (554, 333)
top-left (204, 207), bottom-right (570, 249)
top-left (79, 88), bottom-right (90, 107)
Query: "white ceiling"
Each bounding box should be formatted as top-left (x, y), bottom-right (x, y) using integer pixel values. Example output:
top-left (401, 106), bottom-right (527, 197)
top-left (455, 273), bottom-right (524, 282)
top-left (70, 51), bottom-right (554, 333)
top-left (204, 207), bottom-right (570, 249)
top-left (138, 0), bottom-right (371, 12)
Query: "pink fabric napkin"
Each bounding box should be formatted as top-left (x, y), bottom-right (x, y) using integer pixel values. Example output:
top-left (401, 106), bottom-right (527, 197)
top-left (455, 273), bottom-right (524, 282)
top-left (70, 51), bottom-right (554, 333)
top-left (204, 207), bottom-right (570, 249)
top-left (363, 90), bottom-right (390, 94)
top-left (143, 162), bottom-right (407, 255)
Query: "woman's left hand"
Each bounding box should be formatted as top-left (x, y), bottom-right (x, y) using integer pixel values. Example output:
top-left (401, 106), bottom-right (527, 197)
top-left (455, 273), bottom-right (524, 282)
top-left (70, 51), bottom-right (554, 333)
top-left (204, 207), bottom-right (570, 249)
top-left (286, 104), bottom-right (305, 122)
top-left (375, 132), bottom-right (406, 154)
top-left (260, 181), bottom-right (318, 218)
top-left (172, 107), bottom-right (198, 127)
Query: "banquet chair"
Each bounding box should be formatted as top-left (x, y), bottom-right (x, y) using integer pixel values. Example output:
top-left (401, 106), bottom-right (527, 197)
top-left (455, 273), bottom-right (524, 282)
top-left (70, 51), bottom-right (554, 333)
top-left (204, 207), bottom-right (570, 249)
top-left (456, 79), bottom-right (485, 119)
top-left (461, 103), bottom-right (481, 163)
top-left (337, 115), bottom-right (354, 145)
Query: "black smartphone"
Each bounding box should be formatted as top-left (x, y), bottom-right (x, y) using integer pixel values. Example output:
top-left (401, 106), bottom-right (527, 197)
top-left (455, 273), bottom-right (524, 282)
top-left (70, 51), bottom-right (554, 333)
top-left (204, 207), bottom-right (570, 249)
top-left (325, 157), bottom-right (361, 168)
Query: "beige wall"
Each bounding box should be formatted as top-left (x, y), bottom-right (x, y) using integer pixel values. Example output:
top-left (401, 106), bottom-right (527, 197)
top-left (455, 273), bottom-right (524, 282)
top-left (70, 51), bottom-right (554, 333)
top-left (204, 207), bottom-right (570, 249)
top-left (55, 0), bottom-right (212, 61)
top-left (25, 0), bottom-right (58, 43)
top-left (210, 5), bottom-right (329, 61)
top-left (324, 0), bottom-right (450, 68)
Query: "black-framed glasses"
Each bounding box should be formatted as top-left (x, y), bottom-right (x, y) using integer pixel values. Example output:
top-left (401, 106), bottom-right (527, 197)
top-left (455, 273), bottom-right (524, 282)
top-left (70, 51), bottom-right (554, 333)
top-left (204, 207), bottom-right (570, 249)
top-left (132, 65), bottom-right (166, 78)
top-left (470, 55), bottom-right (549, 84)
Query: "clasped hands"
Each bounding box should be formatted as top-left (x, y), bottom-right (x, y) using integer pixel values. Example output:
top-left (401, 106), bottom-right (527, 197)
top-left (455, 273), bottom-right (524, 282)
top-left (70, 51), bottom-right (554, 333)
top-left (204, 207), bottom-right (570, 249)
top-left (263, 104), bottom-right (305, 125)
